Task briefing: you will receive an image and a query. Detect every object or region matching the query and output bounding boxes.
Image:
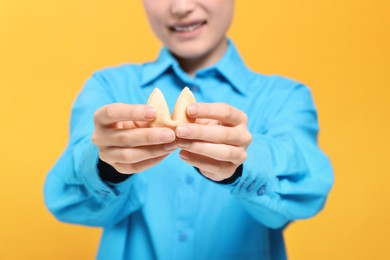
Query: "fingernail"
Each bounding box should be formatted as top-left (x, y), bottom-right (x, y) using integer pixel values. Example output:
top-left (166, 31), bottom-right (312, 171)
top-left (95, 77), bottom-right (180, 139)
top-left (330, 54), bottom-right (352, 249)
top-left (163, 142), bottom-right (177, 151)
top-left (176, 125), bottom-right (191, 137)
top-left (160, 129), bottom-right (175, 142)
top-left (143, 106), bottom-right (156, 119)
top-left (187, 104), bottom-right (198, 116)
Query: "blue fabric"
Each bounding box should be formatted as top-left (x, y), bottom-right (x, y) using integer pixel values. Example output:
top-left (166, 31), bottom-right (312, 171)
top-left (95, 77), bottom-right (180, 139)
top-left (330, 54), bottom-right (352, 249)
top-left (44, 40), bottom-right (333, 260)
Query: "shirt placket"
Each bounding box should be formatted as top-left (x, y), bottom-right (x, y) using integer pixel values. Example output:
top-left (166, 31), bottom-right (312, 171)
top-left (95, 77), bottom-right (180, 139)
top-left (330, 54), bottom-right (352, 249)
top-left (172, 170), bottom-right (198, 260)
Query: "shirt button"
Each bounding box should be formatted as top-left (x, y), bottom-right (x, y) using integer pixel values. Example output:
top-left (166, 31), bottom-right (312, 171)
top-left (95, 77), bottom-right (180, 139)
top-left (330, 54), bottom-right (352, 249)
top-left (257, 185), bottom-right (267, 196)
top-left (185, 175), bottom-right (194, 185)
top-left (178, 232), bottom-right (188, 242)
top-left (192, 86), bottom-right (199, 92)
top-left (246, 180), bottom-right (256, 192)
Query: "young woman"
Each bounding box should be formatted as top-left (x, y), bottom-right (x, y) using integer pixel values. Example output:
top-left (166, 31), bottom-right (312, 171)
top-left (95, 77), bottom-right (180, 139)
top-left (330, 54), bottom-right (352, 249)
top-left (44, 1), bottom-right (333, 259)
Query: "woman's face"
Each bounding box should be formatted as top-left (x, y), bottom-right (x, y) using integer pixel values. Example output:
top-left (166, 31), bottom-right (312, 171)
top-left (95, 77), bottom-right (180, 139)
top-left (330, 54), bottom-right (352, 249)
top-left (142, 0), bottom-right (234, 64)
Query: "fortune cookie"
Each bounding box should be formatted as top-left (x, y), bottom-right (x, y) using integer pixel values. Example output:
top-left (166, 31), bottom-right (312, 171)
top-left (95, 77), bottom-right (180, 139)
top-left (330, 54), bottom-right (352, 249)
top-left (147, 87), bottom-right (196, 129)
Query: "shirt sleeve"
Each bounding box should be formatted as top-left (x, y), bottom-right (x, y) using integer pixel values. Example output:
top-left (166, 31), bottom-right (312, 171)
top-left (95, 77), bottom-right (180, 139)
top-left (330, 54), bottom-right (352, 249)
top-left (230, 84), bottom-right (334, 229)
top-left (43, 72), bottom-right (147, 227)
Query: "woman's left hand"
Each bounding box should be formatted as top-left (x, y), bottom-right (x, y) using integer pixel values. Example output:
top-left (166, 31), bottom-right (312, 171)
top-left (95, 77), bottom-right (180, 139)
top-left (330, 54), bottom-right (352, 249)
top-left (176, 102), bottom-right (252, 181)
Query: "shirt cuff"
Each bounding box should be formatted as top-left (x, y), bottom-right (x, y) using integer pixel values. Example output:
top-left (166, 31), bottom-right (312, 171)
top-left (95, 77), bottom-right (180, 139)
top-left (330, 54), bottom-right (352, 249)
top-left (98, 158), bottom-right (132, 184)
top-left (73, 141), bottom-right (139, 204)
top-left (194, 164), bottom-right (243, 185)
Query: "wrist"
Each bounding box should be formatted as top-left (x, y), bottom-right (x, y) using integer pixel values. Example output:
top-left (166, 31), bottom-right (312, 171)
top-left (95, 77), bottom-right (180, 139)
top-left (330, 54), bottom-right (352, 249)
top-left (194, 164), bottom-right (243, 185)
top-left (98, 158), bottom-right (132, 184)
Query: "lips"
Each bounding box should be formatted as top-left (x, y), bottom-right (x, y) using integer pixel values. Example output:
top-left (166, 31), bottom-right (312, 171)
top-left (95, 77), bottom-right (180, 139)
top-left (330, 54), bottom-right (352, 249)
top-left (169, 20), bottom-right (207, 33)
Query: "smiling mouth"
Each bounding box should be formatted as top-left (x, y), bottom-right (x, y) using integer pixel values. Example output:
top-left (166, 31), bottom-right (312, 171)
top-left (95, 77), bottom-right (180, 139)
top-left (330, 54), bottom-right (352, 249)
top-left (169, 21), bottom-right (207, 32)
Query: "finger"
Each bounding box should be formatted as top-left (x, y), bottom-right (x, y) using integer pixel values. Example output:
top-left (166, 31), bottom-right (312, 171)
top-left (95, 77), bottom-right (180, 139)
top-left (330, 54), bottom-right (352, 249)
top-left (99, 141), bottom-right (177, 164)
top-left (176, 124), bottom-right (252, 146)
top-left (194, 118), bottom-right (219, 125)
top-left (97, 127), bottom-right (176, 147)
top-left (177, 139), bottom-right (247, 165)
top-left (113, 154), bottom-right (169, 174)
top-left (179, 150), bottom-right (236, 181)
top-left (187, 103), bottom-right (248, 126)
top-left (94, 103), bottom-right (156, 126)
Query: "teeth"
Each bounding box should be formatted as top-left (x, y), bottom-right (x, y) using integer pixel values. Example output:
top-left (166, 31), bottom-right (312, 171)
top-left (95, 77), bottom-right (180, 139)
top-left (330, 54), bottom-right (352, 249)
top-left (172, 23), bottom-right (202, 32)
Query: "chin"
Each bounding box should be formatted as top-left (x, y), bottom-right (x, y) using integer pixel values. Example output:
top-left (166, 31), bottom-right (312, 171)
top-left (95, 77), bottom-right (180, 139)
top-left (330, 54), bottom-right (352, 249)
top-left (177, 51), bottom-right (207, 60)
top-left (170, 44), bottom-right (210, 60)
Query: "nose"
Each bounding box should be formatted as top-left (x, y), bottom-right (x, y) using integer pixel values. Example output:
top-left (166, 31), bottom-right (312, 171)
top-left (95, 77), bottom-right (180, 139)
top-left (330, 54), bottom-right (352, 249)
top-left (170, 0), bottom-right (195, 18)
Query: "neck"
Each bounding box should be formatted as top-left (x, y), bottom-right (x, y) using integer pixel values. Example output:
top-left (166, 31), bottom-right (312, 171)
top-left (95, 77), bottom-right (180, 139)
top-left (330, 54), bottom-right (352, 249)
top-left (174, 39), bottom-right (228, 77)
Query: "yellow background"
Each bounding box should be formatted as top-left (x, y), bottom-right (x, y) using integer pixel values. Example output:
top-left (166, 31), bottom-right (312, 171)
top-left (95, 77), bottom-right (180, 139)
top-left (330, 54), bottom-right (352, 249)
top-left (1, 0), bottom-right (389, 259)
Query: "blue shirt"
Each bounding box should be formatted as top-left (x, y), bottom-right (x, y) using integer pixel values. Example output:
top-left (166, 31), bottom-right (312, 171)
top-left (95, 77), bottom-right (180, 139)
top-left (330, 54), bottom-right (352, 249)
top-left (44, 40), bottom-right (333, 260)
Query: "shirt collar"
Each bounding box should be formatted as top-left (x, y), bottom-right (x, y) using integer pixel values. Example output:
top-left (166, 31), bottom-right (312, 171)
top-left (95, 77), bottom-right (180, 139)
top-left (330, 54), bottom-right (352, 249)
top-left (141, 39), bottom-right (251, 95)
top-left (212, 39), bottom-right (251, 95)
top-left (141, 48), bottom-right (176, 87)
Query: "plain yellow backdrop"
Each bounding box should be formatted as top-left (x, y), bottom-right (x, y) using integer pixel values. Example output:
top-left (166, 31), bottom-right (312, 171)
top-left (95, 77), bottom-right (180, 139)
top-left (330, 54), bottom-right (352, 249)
top-left (1, 0), bottom-right (389, 259)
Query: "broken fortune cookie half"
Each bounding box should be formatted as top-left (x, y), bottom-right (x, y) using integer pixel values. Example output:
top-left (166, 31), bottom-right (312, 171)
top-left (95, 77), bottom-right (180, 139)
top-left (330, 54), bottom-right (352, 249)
top-left (147, 87), bottom-right (196, 129)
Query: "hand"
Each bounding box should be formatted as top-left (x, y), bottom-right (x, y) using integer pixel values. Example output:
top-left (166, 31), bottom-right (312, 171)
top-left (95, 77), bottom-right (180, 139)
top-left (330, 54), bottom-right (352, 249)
top-left (175, 103), bottom-right (252, 181)
top-left (92, 103), bottom-right (177, 174)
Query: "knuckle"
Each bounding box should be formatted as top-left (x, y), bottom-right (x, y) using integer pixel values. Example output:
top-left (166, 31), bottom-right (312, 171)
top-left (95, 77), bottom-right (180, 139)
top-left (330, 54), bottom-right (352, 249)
top-left (130, 162), bottom-right (144, 173)
top-left (213, 174), bottom-right (225, 182)
top-left (229, 148), bottom-right (245, 164)
top-left (129, 164), bottom-right (139, 173)
top-left (91, 132), bottom-right (99, 145)
top-left (244, 133), bottom-right (252, 146)
top-left (227, 105), bottom-right (234, 118)
top-left (229, 164), bottom-right (238, 175)
top-left (236, 126), bottom-right (251, 145)
top-left (215, 164), bottom-right (234, 181)
top-left (98, 151), bottom-right (108, 163)
top-left (221, 103), bottom-right (233, 119)
top-left (93, 112), bottom-right (99, 124)
top-left (242, 113), bottom-right (248, 124)
top-left (226, 148), bottom-right (235, 162)
top-left (240, 151), bottom-right (248, 163)
top-left (113, 164), bottom-right (124, 173)
top-left (114, 164), bottom-right (132, 175)
top-left (93, 106), bottom-right (104, 124)
top-left (201, 170), bottom-right (215, 180)
top-left (104, 105), bottom-right (115, 121)
top-left (118, 149), bottom-right (132, 163)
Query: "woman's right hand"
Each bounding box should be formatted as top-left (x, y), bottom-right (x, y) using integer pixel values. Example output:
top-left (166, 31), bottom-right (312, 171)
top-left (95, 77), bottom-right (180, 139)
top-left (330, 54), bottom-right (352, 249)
top-left (92, 103), bottom-right (177, 175)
